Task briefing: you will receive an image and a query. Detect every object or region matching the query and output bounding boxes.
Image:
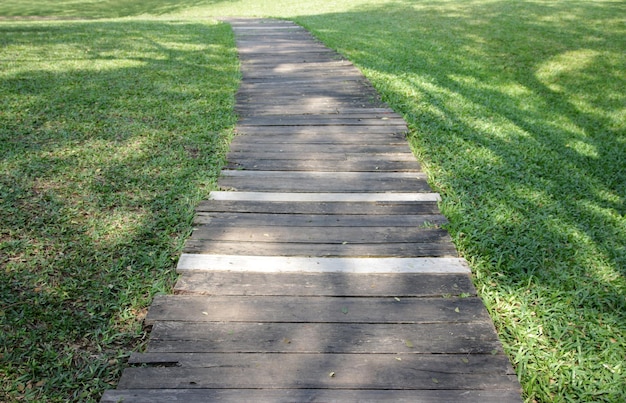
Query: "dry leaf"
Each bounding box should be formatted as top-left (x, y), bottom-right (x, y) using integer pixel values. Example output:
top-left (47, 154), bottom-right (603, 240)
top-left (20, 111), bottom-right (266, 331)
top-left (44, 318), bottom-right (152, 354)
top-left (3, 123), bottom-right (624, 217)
top-left (405, 340), bottom-right (414, 348)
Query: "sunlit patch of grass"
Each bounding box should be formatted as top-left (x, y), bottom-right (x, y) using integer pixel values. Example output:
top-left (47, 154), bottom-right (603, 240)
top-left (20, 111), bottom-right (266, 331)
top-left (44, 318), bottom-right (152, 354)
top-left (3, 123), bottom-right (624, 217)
top-left (0, 19), bottom-right (238, 401)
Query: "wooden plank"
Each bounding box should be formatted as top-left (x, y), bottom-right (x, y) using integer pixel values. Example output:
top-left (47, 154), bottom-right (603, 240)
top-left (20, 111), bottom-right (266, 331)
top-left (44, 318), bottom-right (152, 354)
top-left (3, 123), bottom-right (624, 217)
top-left (239, 51), bottom-right (343, 59)
top-left (238, 60), bottom-right (355, 70)
top-left (102, 389), bottom-right (523, 403)
top-left (176, 256), bottom-right (468, 274)
top-left (145, 322), bottom-right (499, 354)
top-left (226, 159), bottom-right (418, 171)
top-left (237, 87), bottom-right (381, 97)
top-left (230, 135), bottom-right (407, 145)
top-left (173, 270), bottom-right (470, 294)
top-left (188, 226), bottom-right (452, 244)
top-left (173, 271), bottom-right (475, 296)
top-left (227, 143), bottom-right (411, 153)
top-left (145, 295), bottom-right (489, 324)
top-left (196, 200), bottom-right (443, 215)
top-left (182, 240), bottom-right (459, 257)
top-left (235, 106), bottom-right (396, 115)
top-left (240, 60), bottom-right (352, 71)
top-left (208, 192), bottom-right (439, 202)
top-left (238, 45), bottom-right (333, 52)
top-left (129, 352), bottom-right (514, 372)
top-left (236, 124), bottom-right (407, 135)
top-left (192, 212), bottom-right (447, 227)
top-left (235, 94), bottom-right (374, 103)
top-left (237, 117), bottom-right (405, 126)
top-left (224, 151), bottom-right (417, 162)
top-left (239, 70), bottom-right (361, 80)
top-left (117, 354), bottom-right (518, 390)
top-left (218, 174), bottom-right (429, 192)
top-left (219, 170), bottom-right (422, 179)
top-left (233, 133), bottom-right (407, 144)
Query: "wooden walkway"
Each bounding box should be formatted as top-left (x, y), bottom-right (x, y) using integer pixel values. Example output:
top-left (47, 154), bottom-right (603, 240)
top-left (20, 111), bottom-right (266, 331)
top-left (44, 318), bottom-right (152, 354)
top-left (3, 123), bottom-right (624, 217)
top-left (101, 18), bottom-right (522, 402)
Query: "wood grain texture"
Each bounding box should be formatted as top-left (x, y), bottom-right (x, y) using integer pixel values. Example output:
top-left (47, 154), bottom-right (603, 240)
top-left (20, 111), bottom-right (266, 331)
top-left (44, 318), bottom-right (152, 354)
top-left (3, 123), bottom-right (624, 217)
top-left (196, 200), bottom-right (442, 215)
top-left (145, 321), bottom-right (499, 354)
top-left (185, 240), bottom-right (448, 257)
top-left (145, 295), bottom-right (490, 325)
top-left (182, 240), bottom-right (458, 257)
top-left (102, 389), bottom-right (522, 403)
top-left (173, 271), bottom-right (475, 295)
top-left (117, 354), bottom-right (518, 390)
top-left (192, 212), bottom-right (448, 227)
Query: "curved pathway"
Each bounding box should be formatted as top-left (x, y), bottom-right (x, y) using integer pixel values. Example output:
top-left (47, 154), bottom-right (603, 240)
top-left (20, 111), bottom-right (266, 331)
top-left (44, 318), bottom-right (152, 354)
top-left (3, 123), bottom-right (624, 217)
top-left (102, 18), bottom-right (522, 402)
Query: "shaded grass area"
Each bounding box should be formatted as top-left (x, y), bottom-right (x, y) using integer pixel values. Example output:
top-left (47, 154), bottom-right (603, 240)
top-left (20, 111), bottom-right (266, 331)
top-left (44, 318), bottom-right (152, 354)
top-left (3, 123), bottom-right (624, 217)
top-left (0, 20), bottom-right (238, 401)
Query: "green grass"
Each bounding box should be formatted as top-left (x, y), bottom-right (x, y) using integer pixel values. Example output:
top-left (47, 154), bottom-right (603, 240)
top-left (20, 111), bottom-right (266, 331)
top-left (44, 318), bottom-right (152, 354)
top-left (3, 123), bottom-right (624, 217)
top-left (0, 19), bottom-right (239, 401)
top-left (1, 1), bottom-right (625, 402)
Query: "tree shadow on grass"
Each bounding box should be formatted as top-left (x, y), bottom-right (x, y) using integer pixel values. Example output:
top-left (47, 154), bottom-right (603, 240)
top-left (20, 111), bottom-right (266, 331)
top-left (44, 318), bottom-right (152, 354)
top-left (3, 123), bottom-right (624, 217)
top-left (0, 19), bottom-right (238, 400)
top-left (293, 1), bottom-right (625, 400)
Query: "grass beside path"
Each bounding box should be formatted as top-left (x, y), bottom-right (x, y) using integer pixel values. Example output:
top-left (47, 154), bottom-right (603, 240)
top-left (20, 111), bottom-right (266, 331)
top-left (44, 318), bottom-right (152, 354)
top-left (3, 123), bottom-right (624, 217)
top-left (2, 1), bottom-right (625, 402)
top-left (0, 19), bottom-right (239, 401)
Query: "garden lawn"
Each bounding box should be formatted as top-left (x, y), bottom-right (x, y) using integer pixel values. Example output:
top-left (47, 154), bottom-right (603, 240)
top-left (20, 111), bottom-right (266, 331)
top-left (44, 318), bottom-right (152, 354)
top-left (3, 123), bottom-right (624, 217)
top-left (0, 19), bottom-right (239, 401)
top-left (1, 1), bottom-right (625, 402)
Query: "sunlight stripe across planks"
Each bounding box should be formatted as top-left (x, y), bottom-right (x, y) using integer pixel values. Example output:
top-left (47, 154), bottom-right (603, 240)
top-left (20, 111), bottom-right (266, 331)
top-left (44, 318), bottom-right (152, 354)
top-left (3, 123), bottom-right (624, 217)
top-left (176, 254), bottom-right (470, 274)
top-left (208, 191), bottom-right (441, 202)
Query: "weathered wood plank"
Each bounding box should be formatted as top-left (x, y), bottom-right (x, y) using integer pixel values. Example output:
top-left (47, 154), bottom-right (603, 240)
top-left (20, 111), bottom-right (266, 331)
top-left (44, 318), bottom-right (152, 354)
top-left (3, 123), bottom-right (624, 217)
top-left (196, 200), bottom-right (442, 215)
top-left (219, 170), bottom-right (423, 179)
top-left (117, 354), bottom-right (518, 390)
top-left (237, 87), bottom-right (381, 98)
top-left (230, 135), bottom-right (407, 146)
top-left (182, 240), bottom-right (459, 257)
top-left (226, 159), bottom-right (417, 171)
top-left (237, 116), bottom-right (405, 126)
top-left (129, 352), bottom-right (514, 373)
top-left (173, 271), bottom-right (474, 296)
top-left (208, 191), bottom-right (437, 202)
top-left (218, 174), bottom-right (429, 192)
top-left (237, 93), bottom-right (379, 103)
top-left (234, 125), bottom-right (407, 136)
top-left (176, 256), bottom-right (467, 274)
top-left (192, 212), bottom-right (447, 227)
top-left (145, 295), bottom-right (488, 325)
top-left (224, 151), bottom-right (417, 162)
top-left (189, 226), bottom-right (451, 244)
top-left (235, 106), bottom-right (396, 116)
top-left (227, 143), bottom-right (411, 153)
top-left (146, 322), bottom-right (498, 354)
top-left (102, 388), bottom-right (523, 403)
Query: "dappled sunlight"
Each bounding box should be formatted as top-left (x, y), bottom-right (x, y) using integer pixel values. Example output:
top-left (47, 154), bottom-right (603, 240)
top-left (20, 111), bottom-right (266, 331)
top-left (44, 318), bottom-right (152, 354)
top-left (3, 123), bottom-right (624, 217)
top-left (275, 1), bottom-right (626, 400)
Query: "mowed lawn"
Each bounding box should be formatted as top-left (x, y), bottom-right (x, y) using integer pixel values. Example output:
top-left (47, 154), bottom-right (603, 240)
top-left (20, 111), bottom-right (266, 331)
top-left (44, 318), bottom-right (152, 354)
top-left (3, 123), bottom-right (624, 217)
top-left (1, 1), bottom-right (624, 401)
